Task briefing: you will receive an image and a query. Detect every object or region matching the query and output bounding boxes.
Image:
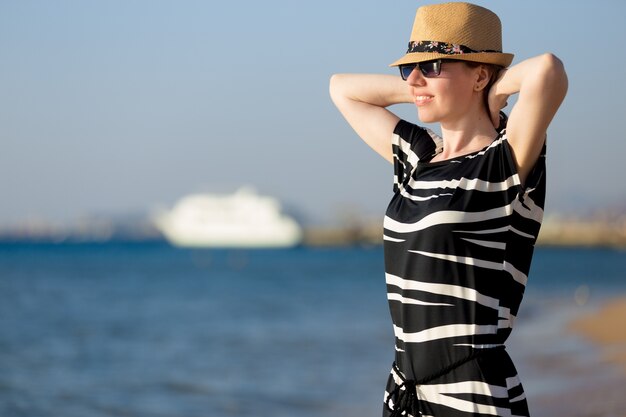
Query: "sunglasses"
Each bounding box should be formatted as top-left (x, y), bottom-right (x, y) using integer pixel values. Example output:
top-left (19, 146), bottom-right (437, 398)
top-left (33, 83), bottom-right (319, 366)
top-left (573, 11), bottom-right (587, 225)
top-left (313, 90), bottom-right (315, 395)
top-left (399, 60), bottom-right (444, 81)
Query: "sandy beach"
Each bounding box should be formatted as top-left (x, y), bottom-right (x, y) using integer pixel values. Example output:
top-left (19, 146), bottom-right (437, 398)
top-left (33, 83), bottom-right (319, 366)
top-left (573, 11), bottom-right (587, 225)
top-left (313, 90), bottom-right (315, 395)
top-left (570, 298), bottom-right (626, 373)
top-left (530, 297), bottom-right (626, 417)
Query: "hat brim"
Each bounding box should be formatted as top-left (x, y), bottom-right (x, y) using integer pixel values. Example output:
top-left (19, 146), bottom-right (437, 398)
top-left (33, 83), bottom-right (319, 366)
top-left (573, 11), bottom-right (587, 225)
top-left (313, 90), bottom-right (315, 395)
top-left (389, 52), bottom-right (514, 68)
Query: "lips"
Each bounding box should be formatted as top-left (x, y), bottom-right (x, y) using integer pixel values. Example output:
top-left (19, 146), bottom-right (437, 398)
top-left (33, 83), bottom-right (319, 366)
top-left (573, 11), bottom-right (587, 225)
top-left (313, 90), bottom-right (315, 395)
top-left (414, 95), bottom-right (434, 106)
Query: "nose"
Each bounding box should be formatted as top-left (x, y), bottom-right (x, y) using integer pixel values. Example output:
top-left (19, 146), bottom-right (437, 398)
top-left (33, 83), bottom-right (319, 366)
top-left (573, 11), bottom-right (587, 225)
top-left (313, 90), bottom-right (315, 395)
top-left (406, 67), bottom-right (426, 86)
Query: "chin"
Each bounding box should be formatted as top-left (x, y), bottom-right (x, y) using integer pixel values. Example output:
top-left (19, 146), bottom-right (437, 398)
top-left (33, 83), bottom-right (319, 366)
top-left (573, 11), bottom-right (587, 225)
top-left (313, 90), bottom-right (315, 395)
top-left (416, 109), bottom-right (440, 124)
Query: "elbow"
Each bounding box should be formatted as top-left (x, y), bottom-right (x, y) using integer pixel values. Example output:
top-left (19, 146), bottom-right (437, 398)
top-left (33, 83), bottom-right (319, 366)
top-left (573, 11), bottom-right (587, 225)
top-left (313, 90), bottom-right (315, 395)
top-left (329, 73), bottom-right (338, 98)
top-left (329, 73), bottom-right (342, 97)
top-left (329, 73), bottom-right (346, 104)
top-left (539, 53), bottom-right (566, 79)
top-left (539, 53), bottom-right (568, 97)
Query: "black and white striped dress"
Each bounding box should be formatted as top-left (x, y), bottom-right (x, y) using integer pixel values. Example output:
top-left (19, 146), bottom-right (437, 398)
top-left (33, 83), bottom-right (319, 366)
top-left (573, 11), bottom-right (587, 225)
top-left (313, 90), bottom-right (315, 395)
top-left (382, 120), bottom-right (545, 417)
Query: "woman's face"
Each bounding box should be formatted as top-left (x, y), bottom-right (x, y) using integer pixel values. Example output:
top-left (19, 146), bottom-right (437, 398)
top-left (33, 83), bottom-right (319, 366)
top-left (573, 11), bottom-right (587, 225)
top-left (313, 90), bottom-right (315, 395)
top-left (405, 60), bottom-right (480, 124)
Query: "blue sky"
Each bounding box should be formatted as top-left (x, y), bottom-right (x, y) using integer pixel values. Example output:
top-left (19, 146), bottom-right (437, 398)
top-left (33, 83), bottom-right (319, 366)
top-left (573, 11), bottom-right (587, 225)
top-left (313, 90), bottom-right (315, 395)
top-left (1, 0), bottom-right (625, 225)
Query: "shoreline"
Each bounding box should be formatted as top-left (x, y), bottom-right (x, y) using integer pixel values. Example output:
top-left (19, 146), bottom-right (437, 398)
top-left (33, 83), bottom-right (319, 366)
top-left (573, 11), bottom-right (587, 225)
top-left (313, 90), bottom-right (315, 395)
top-left (510, 295), bottom-right (626, 417)
top-left (2, 212), bottom-right (626, 248)
top-left (569, 297), bottom-right (626, 374)
top-left (534, 295), bottom-right (626, 417)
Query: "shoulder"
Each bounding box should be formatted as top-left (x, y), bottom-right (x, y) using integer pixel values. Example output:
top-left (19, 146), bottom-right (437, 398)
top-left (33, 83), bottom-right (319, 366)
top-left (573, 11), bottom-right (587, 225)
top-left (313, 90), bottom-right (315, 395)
top-left (392, 120), bottom-right (443, 161)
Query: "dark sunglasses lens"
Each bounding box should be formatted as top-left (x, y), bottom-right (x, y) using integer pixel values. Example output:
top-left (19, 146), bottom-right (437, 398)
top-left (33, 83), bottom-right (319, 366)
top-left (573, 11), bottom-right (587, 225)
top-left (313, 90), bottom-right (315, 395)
top-left (400, 64), bottom-right (416, 80)
top-left (420, 61), bottom-right (441, 77)
top-left (400, 61), bottom-right (441, 80)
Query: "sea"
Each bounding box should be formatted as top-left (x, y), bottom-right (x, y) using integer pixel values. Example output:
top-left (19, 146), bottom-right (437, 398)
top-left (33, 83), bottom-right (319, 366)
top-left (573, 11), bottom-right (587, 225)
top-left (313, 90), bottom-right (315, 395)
top-left (1, 243), bottom-right (625, 417)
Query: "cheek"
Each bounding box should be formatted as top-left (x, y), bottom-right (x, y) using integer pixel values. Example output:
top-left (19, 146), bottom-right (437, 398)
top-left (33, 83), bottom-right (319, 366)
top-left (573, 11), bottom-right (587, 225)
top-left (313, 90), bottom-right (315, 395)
top-left (443, 78), bottom-right (474, 103)
top-left (442, 66), bottom-right (476, 95)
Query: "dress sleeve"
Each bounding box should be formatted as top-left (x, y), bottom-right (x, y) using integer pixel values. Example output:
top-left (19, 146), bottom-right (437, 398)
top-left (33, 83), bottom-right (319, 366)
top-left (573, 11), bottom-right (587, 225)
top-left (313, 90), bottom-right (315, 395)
top-left (500, 130), bottom-right (547, 205)
top-left (391, 120), bottom-right (442, 192)
top-left (499, 130), bottom-right (547, 241)
top-left (518, 140), bottom-right (547, 213)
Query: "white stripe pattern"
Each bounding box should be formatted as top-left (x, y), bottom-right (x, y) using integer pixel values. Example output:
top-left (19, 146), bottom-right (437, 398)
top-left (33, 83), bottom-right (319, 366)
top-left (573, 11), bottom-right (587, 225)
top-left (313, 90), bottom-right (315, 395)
top-left (393, 324), bottom-right (499, 343)
top-left (417, 381), bottom-right (511, 415)
top-left (408, 250), bottom-right (505, 271)
top-left (387, 292), bottom-right (454, 307)
top-left (453, 225), bottom-right (536, 240)
top-left (386, 273), bottom-right (500, 310)
top-left (384, 203), bottom-right (514, 234)
top-left (407, 174), bottom-right (519, 193)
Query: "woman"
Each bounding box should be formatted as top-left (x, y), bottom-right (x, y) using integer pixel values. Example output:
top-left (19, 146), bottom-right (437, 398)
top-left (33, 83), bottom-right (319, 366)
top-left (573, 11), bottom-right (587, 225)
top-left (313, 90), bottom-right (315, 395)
top-left (329, 2), bottom-right (567, 416)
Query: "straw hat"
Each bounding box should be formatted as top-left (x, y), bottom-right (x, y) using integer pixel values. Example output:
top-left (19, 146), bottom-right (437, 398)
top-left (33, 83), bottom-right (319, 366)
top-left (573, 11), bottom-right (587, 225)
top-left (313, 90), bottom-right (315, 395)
top-left (389, 2), bottom-right (514, 67)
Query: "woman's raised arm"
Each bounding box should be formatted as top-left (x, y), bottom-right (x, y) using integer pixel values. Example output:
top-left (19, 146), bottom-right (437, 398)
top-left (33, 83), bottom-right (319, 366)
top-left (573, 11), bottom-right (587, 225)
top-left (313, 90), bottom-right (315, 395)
top-left (488, 53), bottom-right (568, 185)
top-left (329, 74), bottom-right (413, 163)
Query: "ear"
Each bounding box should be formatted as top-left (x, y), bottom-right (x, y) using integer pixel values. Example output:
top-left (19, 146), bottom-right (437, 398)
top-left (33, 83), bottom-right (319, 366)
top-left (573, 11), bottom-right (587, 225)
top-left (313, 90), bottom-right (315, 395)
top-left (474, 65), bottom-right (492, 91)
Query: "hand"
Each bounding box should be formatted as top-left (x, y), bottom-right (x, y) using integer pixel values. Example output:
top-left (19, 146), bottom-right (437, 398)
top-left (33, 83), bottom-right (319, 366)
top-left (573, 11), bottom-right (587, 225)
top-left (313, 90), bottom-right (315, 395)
top-left (487, 69), bottom-right (510, 128)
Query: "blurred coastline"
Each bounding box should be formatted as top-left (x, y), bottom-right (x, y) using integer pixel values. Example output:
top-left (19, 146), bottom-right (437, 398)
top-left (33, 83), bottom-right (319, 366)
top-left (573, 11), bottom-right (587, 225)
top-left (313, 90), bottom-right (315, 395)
top-left (2, 207), bottom-right (626, 248)
top-left (301, 210), bottom-right (626, 248)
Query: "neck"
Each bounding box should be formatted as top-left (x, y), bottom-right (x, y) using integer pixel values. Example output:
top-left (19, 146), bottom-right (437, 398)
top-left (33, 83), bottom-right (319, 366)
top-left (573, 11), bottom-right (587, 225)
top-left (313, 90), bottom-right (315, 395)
top-left (435, 105), bottom-right (498, 160)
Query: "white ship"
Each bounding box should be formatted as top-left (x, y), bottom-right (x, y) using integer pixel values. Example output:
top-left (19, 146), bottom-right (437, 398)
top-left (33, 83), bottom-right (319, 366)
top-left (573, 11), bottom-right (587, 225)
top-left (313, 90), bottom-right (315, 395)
top-left (153, 187), bottom-right (302, 248)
